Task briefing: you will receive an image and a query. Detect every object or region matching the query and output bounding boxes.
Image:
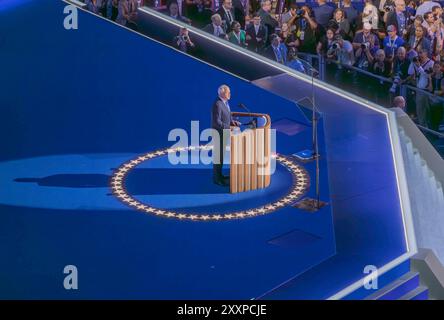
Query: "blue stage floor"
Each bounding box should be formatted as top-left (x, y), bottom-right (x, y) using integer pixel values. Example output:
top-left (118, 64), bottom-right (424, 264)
top-left (0, 0), bottom-right (337, 299)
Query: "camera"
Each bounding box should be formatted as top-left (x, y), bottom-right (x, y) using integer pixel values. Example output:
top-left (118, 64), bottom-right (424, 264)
top-left (332, 42), bottom-right (340, 50)
top-left (390, 75), bottom-right (401, 93)
top-left (361, 42), bottom-right (370, 50)
top-left (413, 56), bottom-right (419, 63)
top-left (384, 5), bottom-right (393, 12)
top-left (296, 9), bottom-right (305, 17)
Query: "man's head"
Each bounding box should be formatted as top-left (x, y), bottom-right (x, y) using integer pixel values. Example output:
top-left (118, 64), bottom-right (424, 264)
top-left (252, 14), bottom-right (261, 26)
top-left (343, 0), bottom-right (351, 5)
top-left (394, 0), bottom-right (406, 13)
top-left (317, 0), bottom-right (326, 5)
top-left (261, 0), bottom-right (272, 12)
top-left (433, 61), bottom-right (442, 73)
top-left (424, 11), bottom-right (435, 24)
top-left (387, 24), bottom-right (397, 38)
top-left (432, 6), bottom-right (443, 18)
top-left (414, 15), bottom-right (424, 27)
top-left (288, 47), bottom-right (298, 59)
top-left (270, 34), bottom-right (281, 47)
top-left (397, 46), bottom-right (406, 60)
top-left (222, 0), bottom-right (232, 10)
top-left (334, 34), bottom-right (344, 46)
top-left (218, 85), bottom-right (231, 101)
top-left (375, 49), bottom-right (386, 62)
top-left (392, 96), bottom-right (406, 110)
top-left (289, 4), bottom-right (297, 15)
top-left (418, 48), bottom-right (429, 60)
top-left (281, 23), bottom-right (289, 32)
top-left (363, 22), bottom-right (372, 36)
top-left (211, 13), bottom-right (222, 26)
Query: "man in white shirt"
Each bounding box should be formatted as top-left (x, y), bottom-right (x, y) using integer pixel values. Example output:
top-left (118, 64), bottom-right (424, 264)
top-left (408, 48), bottom-right (434, 126)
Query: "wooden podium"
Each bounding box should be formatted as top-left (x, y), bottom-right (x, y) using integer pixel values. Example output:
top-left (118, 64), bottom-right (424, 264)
top-left (230, 112), bottom-right (272, 194)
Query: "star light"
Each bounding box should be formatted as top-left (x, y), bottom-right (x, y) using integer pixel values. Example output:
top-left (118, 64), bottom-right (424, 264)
top-left (110, 146), bottom-right (310, 221)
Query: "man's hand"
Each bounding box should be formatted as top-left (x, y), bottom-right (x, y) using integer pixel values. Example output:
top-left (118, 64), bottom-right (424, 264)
top-left (232, 120), bottom-right (241, 127)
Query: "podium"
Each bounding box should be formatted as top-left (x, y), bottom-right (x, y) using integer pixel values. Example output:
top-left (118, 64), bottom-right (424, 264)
top-left (230, 112), bottom-right (272, 194)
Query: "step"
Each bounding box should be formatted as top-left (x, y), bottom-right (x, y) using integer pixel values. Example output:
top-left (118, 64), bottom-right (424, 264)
top-left (364, 272), bottom-right (420, 300)
top-left (399, 286), bottom-right (429, 300)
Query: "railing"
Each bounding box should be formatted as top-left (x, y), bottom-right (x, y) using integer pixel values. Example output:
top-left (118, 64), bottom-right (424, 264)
top-left (75, 1), bottom-right (443, 157)
top-left (295, 53), bottom-right (444, 153)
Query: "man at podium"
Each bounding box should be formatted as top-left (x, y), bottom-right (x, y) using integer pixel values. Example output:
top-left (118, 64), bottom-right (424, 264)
top-left (212, 85), bottom-right (241, 186)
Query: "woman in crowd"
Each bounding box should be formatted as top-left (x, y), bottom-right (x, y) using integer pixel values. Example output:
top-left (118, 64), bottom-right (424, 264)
top-left (279, 23), bottom-right (298, 51)
top-left (228, 21), bottom-right (247, 47)
top-left (408, 25), bottom-right (432, 57)
top-left (330, 8), bottom-right (351, 39)
top-left (317, 27), bottom-right (336, 56)
top-left (362, 0), bottom-right (379, 31)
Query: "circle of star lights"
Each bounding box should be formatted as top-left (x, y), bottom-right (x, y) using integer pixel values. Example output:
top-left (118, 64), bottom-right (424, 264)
top-left (110, 145), bottom-right (310, 221)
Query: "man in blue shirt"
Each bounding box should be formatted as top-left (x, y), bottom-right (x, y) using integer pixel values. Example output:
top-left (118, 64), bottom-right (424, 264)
top-left (342, 0), bottom-right (358, 29)
top-left (383, 25), bottom-right (405, 60)
top-left (313, 0), bottom-right (334, 28)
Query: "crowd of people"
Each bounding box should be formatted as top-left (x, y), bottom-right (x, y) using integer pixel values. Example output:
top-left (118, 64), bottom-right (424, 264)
top-left (82, 0), bottom-right (444, 133)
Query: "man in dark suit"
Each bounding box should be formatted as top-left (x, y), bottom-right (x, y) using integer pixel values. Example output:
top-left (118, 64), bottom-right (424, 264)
top-left (188, 0), bottom-right (213, 29)
top-left (257, 0), bottom-right (279, 40)
top-left (246, 14), bottom-right (268, 52)
top-left (217, 0), bottom-right (236, 33)
top-left (385, 0), bottom-right (410, 37)
top-left (264, 34), bottom-right (288, 64)
top-left (232, 0), bottom-right (247, 28)
top-left (203, 13), bottom-right (228, 38)
top-left (211, 85), bottom-right (240, 186)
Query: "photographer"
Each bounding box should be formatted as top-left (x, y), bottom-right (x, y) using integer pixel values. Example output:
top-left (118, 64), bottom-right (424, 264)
top-left (407, 48), bottom-right (434, 126)
top-left (353, 23), bottom-right (379, 71)
top-left (326, 34), bottom-right (355, 66)
top-left (390, 46), bottom-right (410, 93)
top-left (293, 6), bottom-right (320, 54)
top-left (281, 4), bottom-right (298, 29)
top-left (174, 27), bottom-right (195, 53)
top-left (372, 49), bottom-right (392, 77)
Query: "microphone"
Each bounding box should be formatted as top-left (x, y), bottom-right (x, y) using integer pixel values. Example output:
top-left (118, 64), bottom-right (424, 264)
top-left (238, 103), bottom-right (251, 113)
top-left (237, 103), bottom-right (257, 128)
